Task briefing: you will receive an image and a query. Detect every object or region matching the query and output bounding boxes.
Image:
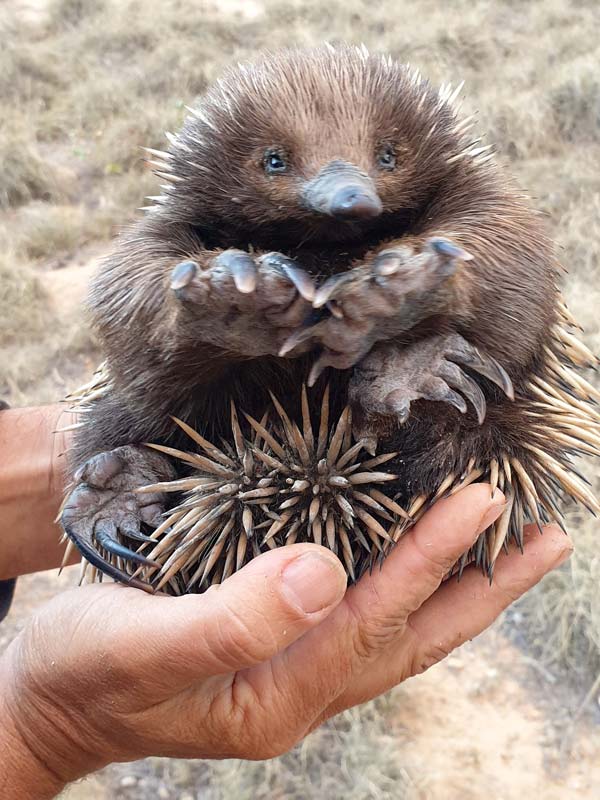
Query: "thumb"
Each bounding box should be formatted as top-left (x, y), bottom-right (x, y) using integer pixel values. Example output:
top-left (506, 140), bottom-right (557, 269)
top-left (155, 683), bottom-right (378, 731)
top-left (119, 543), bottom-right (348, 690)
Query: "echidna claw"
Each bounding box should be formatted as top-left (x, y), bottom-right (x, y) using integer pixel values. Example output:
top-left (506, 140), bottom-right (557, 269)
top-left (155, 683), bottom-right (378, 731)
top-left (426, 237), bottom-right (474, 262)
top-left (444, 335), bottom-right (515, 400)
top-left (213, 249), bottom-right (258, 294)
top-left (94, 520), bottom-right (160, 568)
top-left (313, 271), bottom-right (357, 308)
top-left (259, 253), bottom-right (316, 302)
top-left (350, 333), bottom-right (512, 429)
top-left (170, 260), bottom-right (198, 293)
top-left (61, 445), bottom-right (175, 588)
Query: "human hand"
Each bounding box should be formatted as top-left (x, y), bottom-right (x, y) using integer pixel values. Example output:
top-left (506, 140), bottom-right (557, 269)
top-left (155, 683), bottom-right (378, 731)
top-left (0, 404), bottom-right (78, 580)
top-left (0, 484), bottom-right (572, 799)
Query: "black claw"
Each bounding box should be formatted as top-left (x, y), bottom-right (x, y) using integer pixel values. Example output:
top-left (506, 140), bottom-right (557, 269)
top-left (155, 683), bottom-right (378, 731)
top-left (259, 253), bottom-right (316, 302)
top-left (120, 527), bottom-right (155, 543)
top-left (95, 520), bottom-right (160, 568)
top-left (62, 518), bottom-right (153, 592)
top-left (171, 260), bottom-right (198, 293)
top-left (214, 250), bottom-right (257, 293)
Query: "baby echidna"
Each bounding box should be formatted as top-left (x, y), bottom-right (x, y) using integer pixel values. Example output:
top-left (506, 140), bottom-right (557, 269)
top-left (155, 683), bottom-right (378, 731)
top-left (60, 44), bottom-right (600, 595)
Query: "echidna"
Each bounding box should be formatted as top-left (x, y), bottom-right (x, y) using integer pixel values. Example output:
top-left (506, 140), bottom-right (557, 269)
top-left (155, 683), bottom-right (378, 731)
top-left (61, 44), bottom-right (600, 594)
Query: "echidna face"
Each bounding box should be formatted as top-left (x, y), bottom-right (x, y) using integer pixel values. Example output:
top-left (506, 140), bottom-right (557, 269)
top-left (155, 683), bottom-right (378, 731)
top-left (162, 45), bottom-right (462, 247)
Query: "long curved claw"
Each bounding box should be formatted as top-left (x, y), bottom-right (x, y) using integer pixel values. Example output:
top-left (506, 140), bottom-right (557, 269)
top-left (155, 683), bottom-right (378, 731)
top-left (94, 520), bottom-right (160, 569)
top-left (279, 309), bottom-right (327, 357)
top-left (437, 385), bottom-right (469, 416)
top-left (313, 271), bottom-right (358, 309)
top-left (120, 528), bottom-right (155, 543)
top-left (438, 362), bottom-right (487, 424)
top-left (445, 336), bottom-right (515, 400)
top-left (62, 514), bottom-right (153, 592)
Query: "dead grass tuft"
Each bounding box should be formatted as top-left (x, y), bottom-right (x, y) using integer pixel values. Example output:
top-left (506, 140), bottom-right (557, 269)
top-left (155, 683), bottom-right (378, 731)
top-left (0, 254), bottom-right (51, 345)
top-left (551, 74), bottom-right (600, 143)
top-left (0, 124), bottom-right (66, 210)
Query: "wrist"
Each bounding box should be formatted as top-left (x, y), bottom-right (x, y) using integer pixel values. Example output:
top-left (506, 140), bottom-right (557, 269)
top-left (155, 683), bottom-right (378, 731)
top-left (0, 649), bottom-right (67, 799)
top-left (0, 404), bottom-right (77, 578)
top-left (0, 634), bottom-right (112, 797)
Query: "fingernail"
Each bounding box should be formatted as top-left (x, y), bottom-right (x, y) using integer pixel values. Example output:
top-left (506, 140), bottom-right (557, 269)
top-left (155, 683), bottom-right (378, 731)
top-left (477, 494), bottom-right (507, 532)
top-left (282, 552), bottom-right (346, 614)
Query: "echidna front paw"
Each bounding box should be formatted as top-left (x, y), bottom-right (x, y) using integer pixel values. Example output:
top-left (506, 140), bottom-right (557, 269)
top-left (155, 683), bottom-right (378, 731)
top-left (349, 334), bottom-right (514, 428)
top-left (170, 249), bottom-right (315, 357)
top-left (299, 238), bottom-right (473, 384)
top-left (62, 445), bottom-right (175, 588)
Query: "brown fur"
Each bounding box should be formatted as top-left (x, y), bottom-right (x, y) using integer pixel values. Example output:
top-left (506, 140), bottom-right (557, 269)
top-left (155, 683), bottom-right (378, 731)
top-left (72, 44), bottom-right (559, 507)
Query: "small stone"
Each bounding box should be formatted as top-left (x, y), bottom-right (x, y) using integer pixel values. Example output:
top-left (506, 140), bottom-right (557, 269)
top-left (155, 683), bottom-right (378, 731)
top-left (120, 775), bottom-right (138, 788)
top-left (158, 789), bottom-right (169, 800)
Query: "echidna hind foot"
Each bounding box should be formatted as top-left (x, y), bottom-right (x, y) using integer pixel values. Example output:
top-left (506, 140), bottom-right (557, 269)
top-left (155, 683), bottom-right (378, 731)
top-left (60, 445), bottom-right (176, 591)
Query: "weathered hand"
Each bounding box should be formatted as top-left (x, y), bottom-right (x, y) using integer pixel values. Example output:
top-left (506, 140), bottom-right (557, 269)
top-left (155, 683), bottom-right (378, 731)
top-left (171, 249), bottom-right (316, 358)
top-left (0, 485), bottom-right (571, 799)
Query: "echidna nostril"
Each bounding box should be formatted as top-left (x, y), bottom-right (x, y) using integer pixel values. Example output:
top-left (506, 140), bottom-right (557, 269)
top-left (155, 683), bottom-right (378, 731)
top-left (329, 186), bottom-right (383, 219)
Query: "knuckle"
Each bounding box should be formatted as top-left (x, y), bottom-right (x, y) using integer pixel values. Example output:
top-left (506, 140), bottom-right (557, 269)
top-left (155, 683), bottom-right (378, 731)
top-left (410, 643), bottom-right (452, 676)
top-left (345, 589), bottom-right (406, 663)
top-left (211, 677), bottom-right (297, 760)
top-left (411, 533), bottom-right (456, 581)
top-left (205, 596), bottom-right (280, 670)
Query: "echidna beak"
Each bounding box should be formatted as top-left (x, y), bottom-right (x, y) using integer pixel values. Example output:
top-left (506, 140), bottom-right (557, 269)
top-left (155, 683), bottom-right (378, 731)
top-left (303, 161), bottom-right (382, 220)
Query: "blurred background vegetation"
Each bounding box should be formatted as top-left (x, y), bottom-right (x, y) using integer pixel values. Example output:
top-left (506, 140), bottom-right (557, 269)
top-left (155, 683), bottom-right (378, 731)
top-left (1, 0), bottom-right (599, 797)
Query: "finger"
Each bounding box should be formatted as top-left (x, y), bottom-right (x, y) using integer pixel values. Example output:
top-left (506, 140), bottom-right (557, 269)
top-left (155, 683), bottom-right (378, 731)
top-left (407, 522), bottom-right (572, 671)
top-left (346, 482), bottom-right (507, 620)
top-left (109, 543), bottom-right (347, 694)
top-left (316, 523), bottom-right (571, 720)
top-left (256, 484), bottom-right (506, 728)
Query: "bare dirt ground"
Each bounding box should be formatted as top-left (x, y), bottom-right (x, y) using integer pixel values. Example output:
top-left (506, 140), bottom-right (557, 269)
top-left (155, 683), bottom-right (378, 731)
top-left (2, 0), bottom-right (600, 796)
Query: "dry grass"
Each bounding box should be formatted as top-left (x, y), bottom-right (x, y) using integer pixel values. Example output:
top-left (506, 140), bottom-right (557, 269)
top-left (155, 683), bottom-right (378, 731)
top-left (2, 0), bottom-right (600, 795)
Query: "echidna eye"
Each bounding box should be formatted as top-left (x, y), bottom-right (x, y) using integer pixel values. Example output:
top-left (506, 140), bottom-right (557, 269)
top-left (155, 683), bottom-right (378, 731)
top-left (377, 147), bottom-right (396, 170)
top-left (264, 151), bottom-right (288, 174)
